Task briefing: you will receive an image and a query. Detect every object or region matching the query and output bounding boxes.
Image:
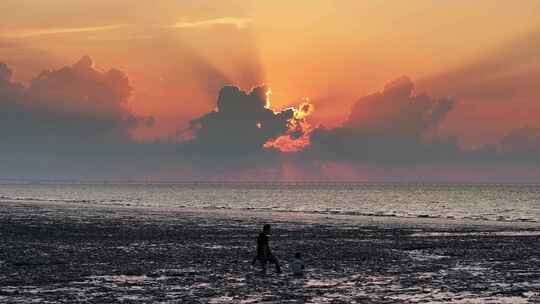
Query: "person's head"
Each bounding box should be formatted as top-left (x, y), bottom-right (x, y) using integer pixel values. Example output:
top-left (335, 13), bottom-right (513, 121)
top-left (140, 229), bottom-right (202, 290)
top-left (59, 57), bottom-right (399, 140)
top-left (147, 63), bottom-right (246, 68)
top-left (263, 224), bottom-right (271, 234)
top-left (295, 252), bottom-right (302, 259)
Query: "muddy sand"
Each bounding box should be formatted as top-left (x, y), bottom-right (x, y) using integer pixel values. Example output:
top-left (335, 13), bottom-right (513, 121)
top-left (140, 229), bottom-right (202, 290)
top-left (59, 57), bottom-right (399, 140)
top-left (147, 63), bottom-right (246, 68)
top-left (0, 201), bottom-right (539, 303)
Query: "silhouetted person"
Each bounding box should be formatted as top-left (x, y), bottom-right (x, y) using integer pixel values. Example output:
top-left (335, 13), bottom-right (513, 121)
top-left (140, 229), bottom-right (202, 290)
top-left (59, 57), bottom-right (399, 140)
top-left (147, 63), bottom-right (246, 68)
top-left (252, 224), bottom-right (281, 274)
top-left (289, 252), bottom-right (305, 276)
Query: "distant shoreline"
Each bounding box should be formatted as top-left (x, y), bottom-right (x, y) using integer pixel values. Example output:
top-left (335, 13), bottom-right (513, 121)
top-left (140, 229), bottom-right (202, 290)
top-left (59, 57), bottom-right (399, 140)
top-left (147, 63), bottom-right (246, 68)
top-left (1, 179), bottom-right (539, 186)
top-left (1, 199), bottom-right (539, 229)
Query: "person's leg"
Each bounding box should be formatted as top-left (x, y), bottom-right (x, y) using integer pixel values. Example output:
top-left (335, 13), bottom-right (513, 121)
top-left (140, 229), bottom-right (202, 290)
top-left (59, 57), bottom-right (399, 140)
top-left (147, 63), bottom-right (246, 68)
top-left (268, 255), bottom-right (281, 273)
top-left (260, 257), bottom-right (268, 274)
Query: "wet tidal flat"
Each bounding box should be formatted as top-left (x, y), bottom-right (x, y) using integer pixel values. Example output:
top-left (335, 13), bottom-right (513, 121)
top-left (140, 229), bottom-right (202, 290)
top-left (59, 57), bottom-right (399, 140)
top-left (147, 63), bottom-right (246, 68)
top-left (0, 201), bottom-right (539, 303)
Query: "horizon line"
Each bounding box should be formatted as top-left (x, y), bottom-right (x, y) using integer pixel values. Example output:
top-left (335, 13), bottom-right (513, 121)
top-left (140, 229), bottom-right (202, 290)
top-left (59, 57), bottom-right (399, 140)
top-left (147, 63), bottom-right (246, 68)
top-left (0, 178), bottom-right (539, 186)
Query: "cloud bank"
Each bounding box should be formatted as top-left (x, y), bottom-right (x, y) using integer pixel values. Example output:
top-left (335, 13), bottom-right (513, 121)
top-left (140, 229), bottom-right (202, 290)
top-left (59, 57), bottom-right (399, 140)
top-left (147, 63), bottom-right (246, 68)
top-left (0, 56), bottom-right (152, 147)
top-left (1, 58), bottom-right (540, 181)
top-left (0, 56), bottom-right (159, 179)
top-left (304, 76), bottom-right (459, 163)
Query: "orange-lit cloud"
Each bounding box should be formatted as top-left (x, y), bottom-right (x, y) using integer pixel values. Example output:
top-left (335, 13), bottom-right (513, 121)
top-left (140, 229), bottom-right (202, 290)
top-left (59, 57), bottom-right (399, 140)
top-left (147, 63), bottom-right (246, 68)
top-left (0, 24), bottom-right (128, 38)
top-left (263, 101), bottom-right (314, 152)
top-left (171, 17), bottom-right (251, 29)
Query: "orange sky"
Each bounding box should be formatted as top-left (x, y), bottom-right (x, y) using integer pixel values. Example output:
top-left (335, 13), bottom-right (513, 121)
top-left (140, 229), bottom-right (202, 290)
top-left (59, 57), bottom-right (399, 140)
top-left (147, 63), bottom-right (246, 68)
top-left (1, 0), bottom-right (540, 147)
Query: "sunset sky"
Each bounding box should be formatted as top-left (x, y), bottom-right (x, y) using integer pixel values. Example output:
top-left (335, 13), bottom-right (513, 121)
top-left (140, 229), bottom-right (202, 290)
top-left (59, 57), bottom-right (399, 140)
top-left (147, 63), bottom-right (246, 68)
top-left (1, 1), bottom-right (540, 181)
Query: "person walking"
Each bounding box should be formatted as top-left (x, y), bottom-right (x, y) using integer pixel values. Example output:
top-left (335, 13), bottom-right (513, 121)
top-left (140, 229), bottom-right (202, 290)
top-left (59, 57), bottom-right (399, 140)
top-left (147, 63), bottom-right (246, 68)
top-left (251, 224), bottom-right (282, 274)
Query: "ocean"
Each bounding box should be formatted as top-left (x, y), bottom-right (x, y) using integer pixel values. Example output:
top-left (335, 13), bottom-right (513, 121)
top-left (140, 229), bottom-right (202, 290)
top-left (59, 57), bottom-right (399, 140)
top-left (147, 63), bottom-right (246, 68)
top-left (1, 182), bottom-right (539, 224)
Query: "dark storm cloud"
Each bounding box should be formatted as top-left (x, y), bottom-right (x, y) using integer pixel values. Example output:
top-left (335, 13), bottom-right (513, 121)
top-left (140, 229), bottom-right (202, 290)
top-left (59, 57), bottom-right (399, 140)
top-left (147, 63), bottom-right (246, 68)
top-left (0, 57), bottom-right (162, 179)
top-left (495, 127), bottom-right (540, 163)
top-left (303, 76), bottom-right (460, 163)
top-left (0, 56), bottom-right (153, 147)
top-left (184, 85), bottom-right (296, 156)
top-left (457, 127), bottom-right (540, 168)
top-left (346, 76), bottom-right (454, 136)
top-left (306, 127), bottom-right (461, 163)
top-left (0, 62), bottom-right (14, 82)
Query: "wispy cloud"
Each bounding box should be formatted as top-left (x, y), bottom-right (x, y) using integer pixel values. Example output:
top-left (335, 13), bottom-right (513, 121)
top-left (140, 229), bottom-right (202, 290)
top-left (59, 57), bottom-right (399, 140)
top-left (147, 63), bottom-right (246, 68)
top-left (171, 17), bottom-right (251, 29)
top-left (0, 24), bottom-right (128, 38)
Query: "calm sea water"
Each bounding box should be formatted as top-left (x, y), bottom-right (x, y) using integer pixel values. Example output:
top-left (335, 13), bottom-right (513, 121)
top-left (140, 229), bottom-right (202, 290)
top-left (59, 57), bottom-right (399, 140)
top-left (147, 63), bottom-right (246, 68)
top-left (1, 183), bottom-right (539, 223)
